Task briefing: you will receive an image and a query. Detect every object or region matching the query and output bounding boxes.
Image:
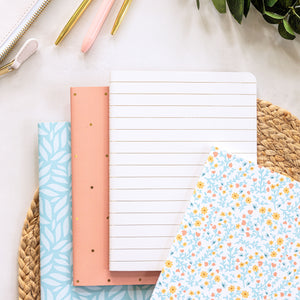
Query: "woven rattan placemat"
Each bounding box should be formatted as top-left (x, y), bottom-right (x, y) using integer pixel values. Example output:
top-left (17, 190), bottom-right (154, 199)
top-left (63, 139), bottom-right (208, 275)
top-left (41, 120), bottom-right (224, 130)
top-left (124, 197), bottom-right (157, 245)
top-left (17, 99), bottom-right (300, 300)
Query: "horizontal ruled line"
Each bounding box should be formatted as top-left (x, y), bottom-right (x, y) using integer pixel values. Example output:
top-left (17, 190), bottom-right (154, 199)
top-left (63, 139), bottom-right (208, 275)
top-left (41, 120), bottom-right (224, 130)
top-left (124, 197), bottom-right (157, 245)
top-left (110, 128), bottom-right (256, 131)
top-left (111, 80), bottom-right (256, 84)
top-left (110, 104), bottom-right (256, 107)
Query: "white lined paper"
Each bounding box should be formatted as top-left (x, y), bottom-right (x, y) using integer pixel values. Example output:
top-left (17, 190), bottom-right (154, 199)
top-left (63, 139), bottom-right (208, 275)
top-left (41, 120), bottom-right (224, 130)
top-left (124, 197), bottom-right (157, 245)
top-left (109, 71), bottom-right (257, 271)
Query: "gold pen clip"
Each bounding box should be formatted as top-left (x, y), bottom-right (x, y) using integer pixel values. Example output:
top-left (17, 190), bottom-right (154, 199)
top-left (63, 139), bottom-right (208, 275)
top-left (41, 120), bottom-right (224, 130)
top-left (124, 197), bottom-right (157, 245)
top-left (0, 39), bottom-right (38, 77)
top-left (0, 60), bottom-right (14, 76)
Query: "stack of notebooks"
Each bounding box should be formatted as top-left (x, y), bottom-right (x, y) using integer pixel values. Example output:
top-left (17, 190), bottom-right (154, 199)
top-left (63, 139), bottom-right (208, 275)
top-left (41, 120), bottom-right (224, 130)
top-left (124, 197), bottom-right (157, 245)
top-left (38, 71), bottom-right (300, 299)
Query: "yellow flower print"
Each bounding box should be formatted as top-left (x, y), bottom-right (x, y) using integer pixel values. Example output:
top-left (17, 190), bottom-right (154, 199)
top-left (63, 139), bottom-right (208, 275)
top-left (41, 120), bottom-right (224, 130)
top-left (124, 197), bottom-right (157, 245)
top-left (270, 251), bottom-right (277, 257)
top-left (189, 291), bottom-right (194, 295)
top-left (228, 285), bottom-right (235, 292)
top-left (241, 291), bottom-right (249, 298)
top-left (165, 260), bottom-right (173, 268)
top-left (197, 181), bottom-right (205, 189)
top-left (214, 275), bottom-right (221, 282)
top-left (271, 184), bottom-right (276, 189)
top-left (194, 220), bottom-right (201, 227)
top-left (245, 197), bottom-right (251, 204)
top-left (237, 286), bottom-right (241, 291)
top-left (208, 156), bottom-right (213, 163)
top-left (280, 177), bottom-right (284, 182)
top-left (296, 243), bottom-right (300, 247)
top-left (268, 196), bottom-right (272, 200)
top-left (200, 271), bottom-right (208, 278)
top-left (197, 290), bottom-right (201, 295)
top-left (252, 265), bottom-right (258, 272)
top-left (277, 238), bottom-right (284, 245)
top-left (249, 255), bottom-right (253, 259)
top-left (176, 234), bottom-right (182, 241)
top-left (161, 289), bottom-right (166, 293)
top-left (232, 192), bottom-right (239, 200)
top-left (284, 187), bottom-right (289, 194)
top-left (204, 281), bottom-right (209, 286)
top-left (266, 219), bottom-right (272, 225)
top-left (214, 164), bottom-right (218, 168)
top-left (193, 209), bottom-right (198, 214)
top-left (236, 202), bottom-right (240, 207)
top-left (221, 212), bottom-right (225, 216)
top-left (269, 241), bottom-right (274, 245)
top-left (169, 286), bottom-right (176, 294)
top-left (272, 212), bottom-right (280, 220)
top-left (259, 207), bottom-right (266, 214)
top-left (201, 207), bottom-right (208, 214)
top-left (268, 208), bottom-right (272, 212)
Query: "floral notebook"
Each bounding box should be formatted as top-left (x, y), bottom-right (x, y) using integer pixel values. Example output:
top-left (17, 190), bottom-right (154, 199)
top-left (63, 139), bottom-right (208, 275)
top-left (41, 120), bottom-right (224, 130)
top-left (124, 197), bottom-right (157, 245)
top-left (151, 147), bottom-right (300, 299)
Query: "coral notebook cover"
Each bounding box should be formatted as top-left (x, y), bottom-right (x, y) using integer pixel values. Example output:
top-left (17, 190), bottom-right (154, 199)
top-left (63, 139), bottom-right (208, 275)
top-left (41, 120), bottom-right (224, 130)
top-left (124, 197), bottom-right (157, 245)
top-left (71, 87), bottom-right (160, 286)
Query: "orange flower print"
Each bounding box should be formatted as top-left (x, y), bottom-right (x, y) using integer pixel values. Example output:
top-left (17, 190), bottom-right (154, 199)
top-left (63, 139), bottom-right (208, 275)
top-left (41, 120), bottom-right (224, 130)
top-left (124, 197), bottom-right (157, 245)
top-left (228, 285), bottom-right (235, 292)
top-left (277, 238), bottom-right (284, 245)
top-left (252, 265), bottom-right (258, 272)
top-left (201, 207), bottom-right (208, 214)
top-left (169, 286), bottom-right (176, 294)
top-left (165, 260), bottom-right (173, 268)
top-left (241, 290), bottom-right (249, 298)
top-left (197, 181), bottom-right (205, 189)
top-left (194, 220), bottom-right (201, 227)
top-left (270, 251), bottom-right (277, 258)
top-left (176, 234), bottom-right (182, 241)
top-left (200, 271), bottom-right (208, 278)
top-left (232, 192), bottom-right (239, 200)
top-left (259, 207), bottom-right (266, 214)
top-left (272, 212), bottom-right (280, 220)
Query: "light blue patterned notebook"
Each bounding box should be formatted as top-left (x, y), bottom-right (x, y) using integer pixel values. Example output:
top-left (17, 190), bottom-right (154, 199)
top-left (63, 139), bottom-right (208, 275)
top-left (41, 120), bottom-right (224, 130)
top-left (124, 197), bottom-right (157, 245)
top-left (151, 147), bottom-right (300, 299)
top-left (38, 122), bottom-right (154, 300)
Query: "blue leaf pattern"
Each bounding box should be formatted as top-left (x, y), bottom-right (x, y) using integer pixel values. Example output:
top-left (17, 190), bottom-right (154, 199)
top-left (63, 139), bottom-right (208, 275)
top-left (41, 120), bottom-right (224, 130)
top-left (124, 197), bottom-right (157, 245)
top-left (39, 122), bottom-right (154, 299)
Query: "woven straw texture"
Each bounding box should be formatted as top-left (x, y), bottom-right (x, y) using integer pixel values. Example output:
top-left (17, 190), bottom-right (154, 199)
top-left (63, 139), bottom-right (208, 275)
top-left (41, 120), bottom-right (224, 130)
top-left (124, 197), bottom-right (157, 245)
top-left (18, 99), bottom-right (300, 300)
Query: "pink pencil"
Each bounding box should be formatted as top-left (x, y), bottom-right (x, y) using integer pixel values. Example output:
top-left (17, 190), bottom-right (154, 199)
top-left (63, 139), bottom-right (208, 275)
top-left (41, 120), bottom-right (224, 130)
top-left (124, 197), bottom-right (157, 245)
top-left (81, 0), bottom-right (116, 53)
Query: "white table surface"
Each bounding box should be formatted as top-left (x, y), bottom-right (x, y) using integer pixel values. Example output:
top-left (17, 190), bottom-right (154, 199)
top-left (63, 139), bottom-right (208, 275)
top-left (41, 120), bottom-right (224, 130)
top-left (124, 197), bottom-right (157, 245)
top-left (0, 0), bottom-right (299, 297)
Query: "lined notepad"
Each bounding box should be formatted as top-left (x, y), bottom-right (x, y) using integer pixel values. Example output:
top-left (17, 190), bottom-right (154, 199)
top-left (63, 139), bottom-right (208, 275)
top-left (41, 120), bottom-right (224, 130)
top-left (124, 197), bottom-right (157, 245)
top-left (109, 71), bottom-right (257, 271)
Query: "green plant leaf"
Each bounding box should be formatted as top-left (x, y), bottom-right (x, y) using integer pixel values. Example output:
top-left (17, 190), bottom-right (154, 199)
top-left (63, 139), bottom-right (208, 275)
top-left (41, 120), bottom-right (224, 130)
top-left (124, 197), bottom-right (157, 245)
top-left (263, 11), bottom-right (285, 23)
top-left (289, 7), bottom-right (300, 34)
top-left (196, 0), bottom-right (200, 9)
top-left (265, 0), bottom-right (279, 7)
top-left (278, 0), bottom-right (293, 8)
top-left (251, 0), bottom-right (265, 14)
top-left (278, 19), bottom-right (296, 39)
top-left (212, 0), bottom-right (226, 13)
top-left (244, 0), bottom-right (251, 17)
top-left (226, 0), bottom-right (244, 23)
